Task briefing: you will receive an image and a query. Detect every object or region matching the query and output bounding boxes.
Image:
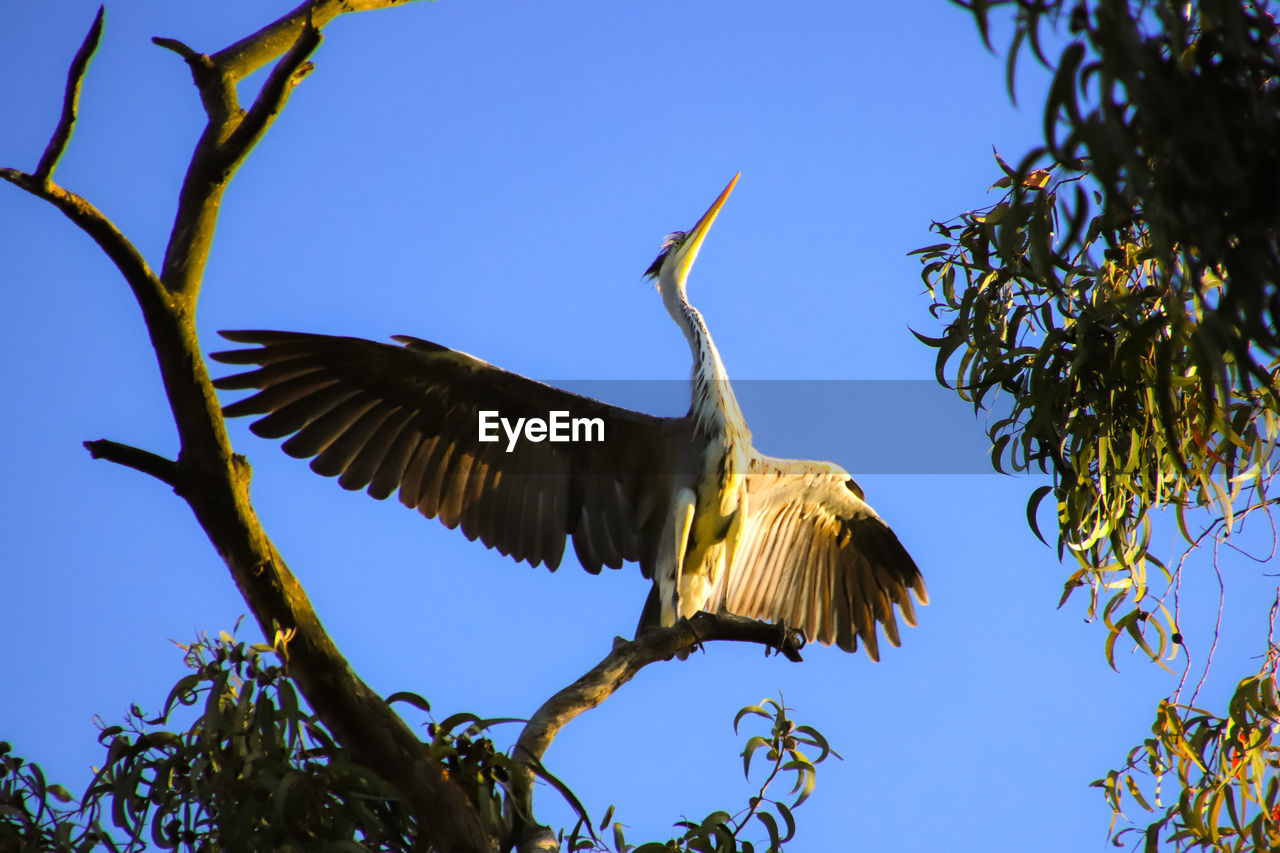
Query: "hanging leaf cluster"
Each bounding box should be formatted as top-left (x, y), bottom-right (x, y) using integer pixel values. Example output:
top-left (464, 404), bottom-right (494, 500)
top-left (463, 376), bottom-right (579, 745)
top-left (917, 0), bottom-right (1280, 648)
top-left (919, 0), bottom-right (1280, 848)
top-left (1097, 667), bottom-right (1280, 851)
top-left (915, 151), bottom-right (1278, 665)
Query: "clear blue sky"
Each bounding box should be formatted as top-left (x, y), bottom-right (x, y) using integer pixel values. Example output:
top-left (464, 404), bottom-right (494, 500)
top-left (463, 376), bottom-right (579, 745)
top-left (1, 2), bottom-right (1270, 849)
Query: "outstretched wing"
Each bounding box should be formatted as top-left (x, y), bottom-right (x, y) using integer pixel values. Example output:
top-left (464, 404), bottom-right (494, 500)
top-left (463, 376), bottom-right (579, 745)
top-left (211, 330), bottom-right (691, 574)
top-left (717, 453), bottom-right (927, 660)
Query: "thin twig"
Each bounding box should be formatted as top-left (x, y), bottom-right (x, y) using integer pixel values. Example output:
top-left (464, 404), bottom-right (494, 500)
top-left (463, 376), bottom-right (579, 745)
top-left (84, 440), bottom-right (181, 489)
top-left (151, 37), bottom-right (202, 64)
top-left (36, 6), bottom-right (104, 184)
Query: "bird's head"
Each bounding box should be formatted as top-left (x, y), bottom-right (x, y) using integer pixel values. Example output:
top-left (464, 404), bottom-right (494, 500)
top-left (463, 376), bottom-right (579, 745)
top-left (644, 173), bottom-right (740, 296)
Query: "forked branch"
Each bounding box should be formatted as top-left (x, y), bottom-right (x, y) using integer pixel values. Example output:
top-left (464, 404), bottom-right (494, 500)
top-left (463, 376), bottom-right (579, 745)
top-left (156, 21), bottom-right (321, 297)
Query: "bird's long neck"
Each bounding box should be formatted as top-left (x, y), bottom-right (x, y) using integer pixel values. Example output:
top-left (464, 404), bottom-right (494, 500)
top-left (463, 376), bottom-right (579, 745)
top-left (662, 281), bottom-right (749, 444)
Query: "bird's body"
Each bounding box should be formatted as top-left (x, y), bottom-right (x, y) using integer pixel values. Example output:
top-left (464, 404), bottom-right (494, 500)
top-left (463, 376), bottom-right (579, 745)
top-left (212, 175), bottom-right (926, 659)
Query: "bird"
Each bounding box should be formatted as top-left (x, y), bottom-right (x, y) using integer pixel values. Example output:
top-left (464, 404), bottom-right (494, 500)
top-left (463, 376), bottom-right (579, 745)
top-left (210, 174), bottom-right (926, 660)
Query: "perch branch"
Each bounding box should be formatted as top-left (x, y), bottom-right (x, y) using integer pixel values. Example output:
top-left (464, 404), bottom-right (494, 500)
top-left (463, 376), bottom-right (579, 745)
top-left (84, 440), bottom-right (181, 489)
top-left (35, 6), bottom-right (103, 184)
top-left (509, 614), bottom-right (804, 851)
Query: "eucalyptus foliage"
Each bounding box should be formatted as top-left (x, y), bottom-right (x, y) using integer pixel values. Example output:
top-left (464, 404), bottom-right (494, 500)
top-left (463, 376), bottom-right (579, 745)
top-left (1, 637), bottom-right (836, 853)
top-left (917, 0), bottom-right (1280, 847)
top-left (568, 697), bottom-right (839, 853)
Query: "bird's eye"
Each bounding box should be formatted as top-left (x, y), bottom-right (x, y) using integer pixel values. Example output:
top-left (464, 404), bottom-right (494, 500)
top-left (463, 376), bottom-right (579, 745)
top-left (661, 231), bottom-right (688, 251)
top-left (644, 232), bottom-right (689, 279)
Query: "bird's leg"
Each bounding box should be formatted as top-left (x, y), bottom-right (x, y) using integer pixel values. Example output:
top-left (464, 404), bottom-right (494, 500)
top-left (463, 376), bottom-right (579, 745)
top-left (770, 617), bottom-right (791, 657)
top-left (666, 490), bottom-right (697, 624)
top-left (677, 613), bottom-right (708, 656)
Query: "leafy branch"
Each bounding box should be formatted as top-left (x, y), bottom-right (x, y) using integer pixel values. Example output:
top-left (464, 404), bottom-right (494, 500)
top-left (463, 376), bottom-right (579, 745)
top-left (561, 696), bottom-right (838, 853)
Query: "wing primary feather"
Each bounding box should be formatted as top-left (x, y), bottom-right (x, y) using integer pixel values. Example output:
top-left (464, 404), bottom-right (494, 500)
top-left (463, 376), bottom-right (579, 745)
top-left (833, 561), bottom-right (857, 653)
top-left (399, 433), bottom-right (440, 512)
top-left (311, 403), bottom-right (397, 481)
top-left (417, 411), bottom-right (468, 520)
top-left (572, 507), bottom-right (604, 574)
top-left (438, 445), bottom-right (478, 530)
top-left (495, 470), bottom-right (527, 562)
top-left (340, 408), bottom-right (412, 492)
top-left (457, 454), bottom-right (490, 542)
top-left (545, 480), bottom-right (567, 570)
top-left (369, 422), bottom-right (423, 500)
top-left (897, 590), bottom-right (919, 627)
top-left (213, 360), bottom-right (324, 392)
top-left (242, 385), bottom-right (362, 439)
top-left (470, 462), bottom-right (504, 550)
top-left (271, 392), bottom-right (373, 457)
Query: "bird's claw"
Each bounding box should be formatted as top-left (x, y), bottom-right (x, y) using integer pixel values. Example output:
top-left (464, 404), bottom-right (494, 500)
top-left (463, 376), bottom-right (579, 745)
top-left (771, 618), bottom-right (804, 657)
top-left (678, 613), bottom-right (709, 656)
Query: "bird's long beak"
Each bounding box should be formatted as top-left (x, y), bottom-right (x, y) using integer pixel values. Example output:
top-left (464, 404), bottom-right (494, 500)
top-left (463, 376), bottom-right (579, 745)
top-left (673, 173), bottom-right (740, 281)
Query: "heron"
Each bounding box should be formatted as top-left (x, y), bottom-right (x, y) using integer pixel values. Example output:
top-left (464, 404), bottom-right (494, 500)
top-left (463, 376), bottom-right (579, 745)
top-left (211, 174), bottom-right (926, 659)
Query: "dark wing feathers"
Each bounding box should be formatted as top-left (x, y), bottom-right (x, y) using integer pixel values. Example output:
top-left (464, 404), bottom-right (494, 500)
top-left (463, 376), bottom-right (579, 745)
top-left (211, 329), bottom-right (685, 572)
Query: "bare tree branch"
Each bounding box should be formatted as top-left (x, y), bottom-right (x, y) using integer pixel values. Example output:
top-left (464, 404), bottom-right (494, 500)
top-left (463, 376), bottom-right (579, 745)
top-left (212, 0), bottom-right (421, 80)
top-left (152, 38), bottom-right (236, 129)
top-left (83, 440), bottom-right (181, 489)
top-left (35, 6), bottom-right (103, 184)
top-left (220, 26), bottom-right (320, 167)
top-left (158, 23), bottom-right (321, 298)
top-left (6, 6), bottom-right (495, 851)
top-left (0, 171), bottom-right (166, 319)
top-left (509, 614), bottom-right (805, 852)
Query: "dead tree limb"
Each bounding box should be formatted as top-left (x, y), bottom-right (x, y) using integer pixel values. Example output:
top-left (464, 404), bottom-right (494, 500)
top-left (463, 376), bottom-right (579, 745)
top-left (4, 4), bottom-right (495, 851)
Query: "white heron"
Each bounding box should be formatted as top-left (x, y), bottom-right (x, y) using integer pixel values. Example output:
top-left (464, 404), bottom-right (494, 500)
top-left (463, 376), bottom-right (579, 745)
top-left (212, 175), bottom-right (926, 659)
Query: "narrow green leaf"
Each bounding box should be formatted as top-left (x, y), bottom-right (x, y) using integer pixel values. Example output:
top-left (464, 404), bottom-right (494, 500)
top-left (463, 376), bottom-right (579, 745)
top-left (755, 810), bottom-right (781, 853)
top-left (1026, 484), bottom-right (1054, 546)
top-left (384, 691), bottom-right (432, 713)
top-left (734, 705), bottom-right (770, 734)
